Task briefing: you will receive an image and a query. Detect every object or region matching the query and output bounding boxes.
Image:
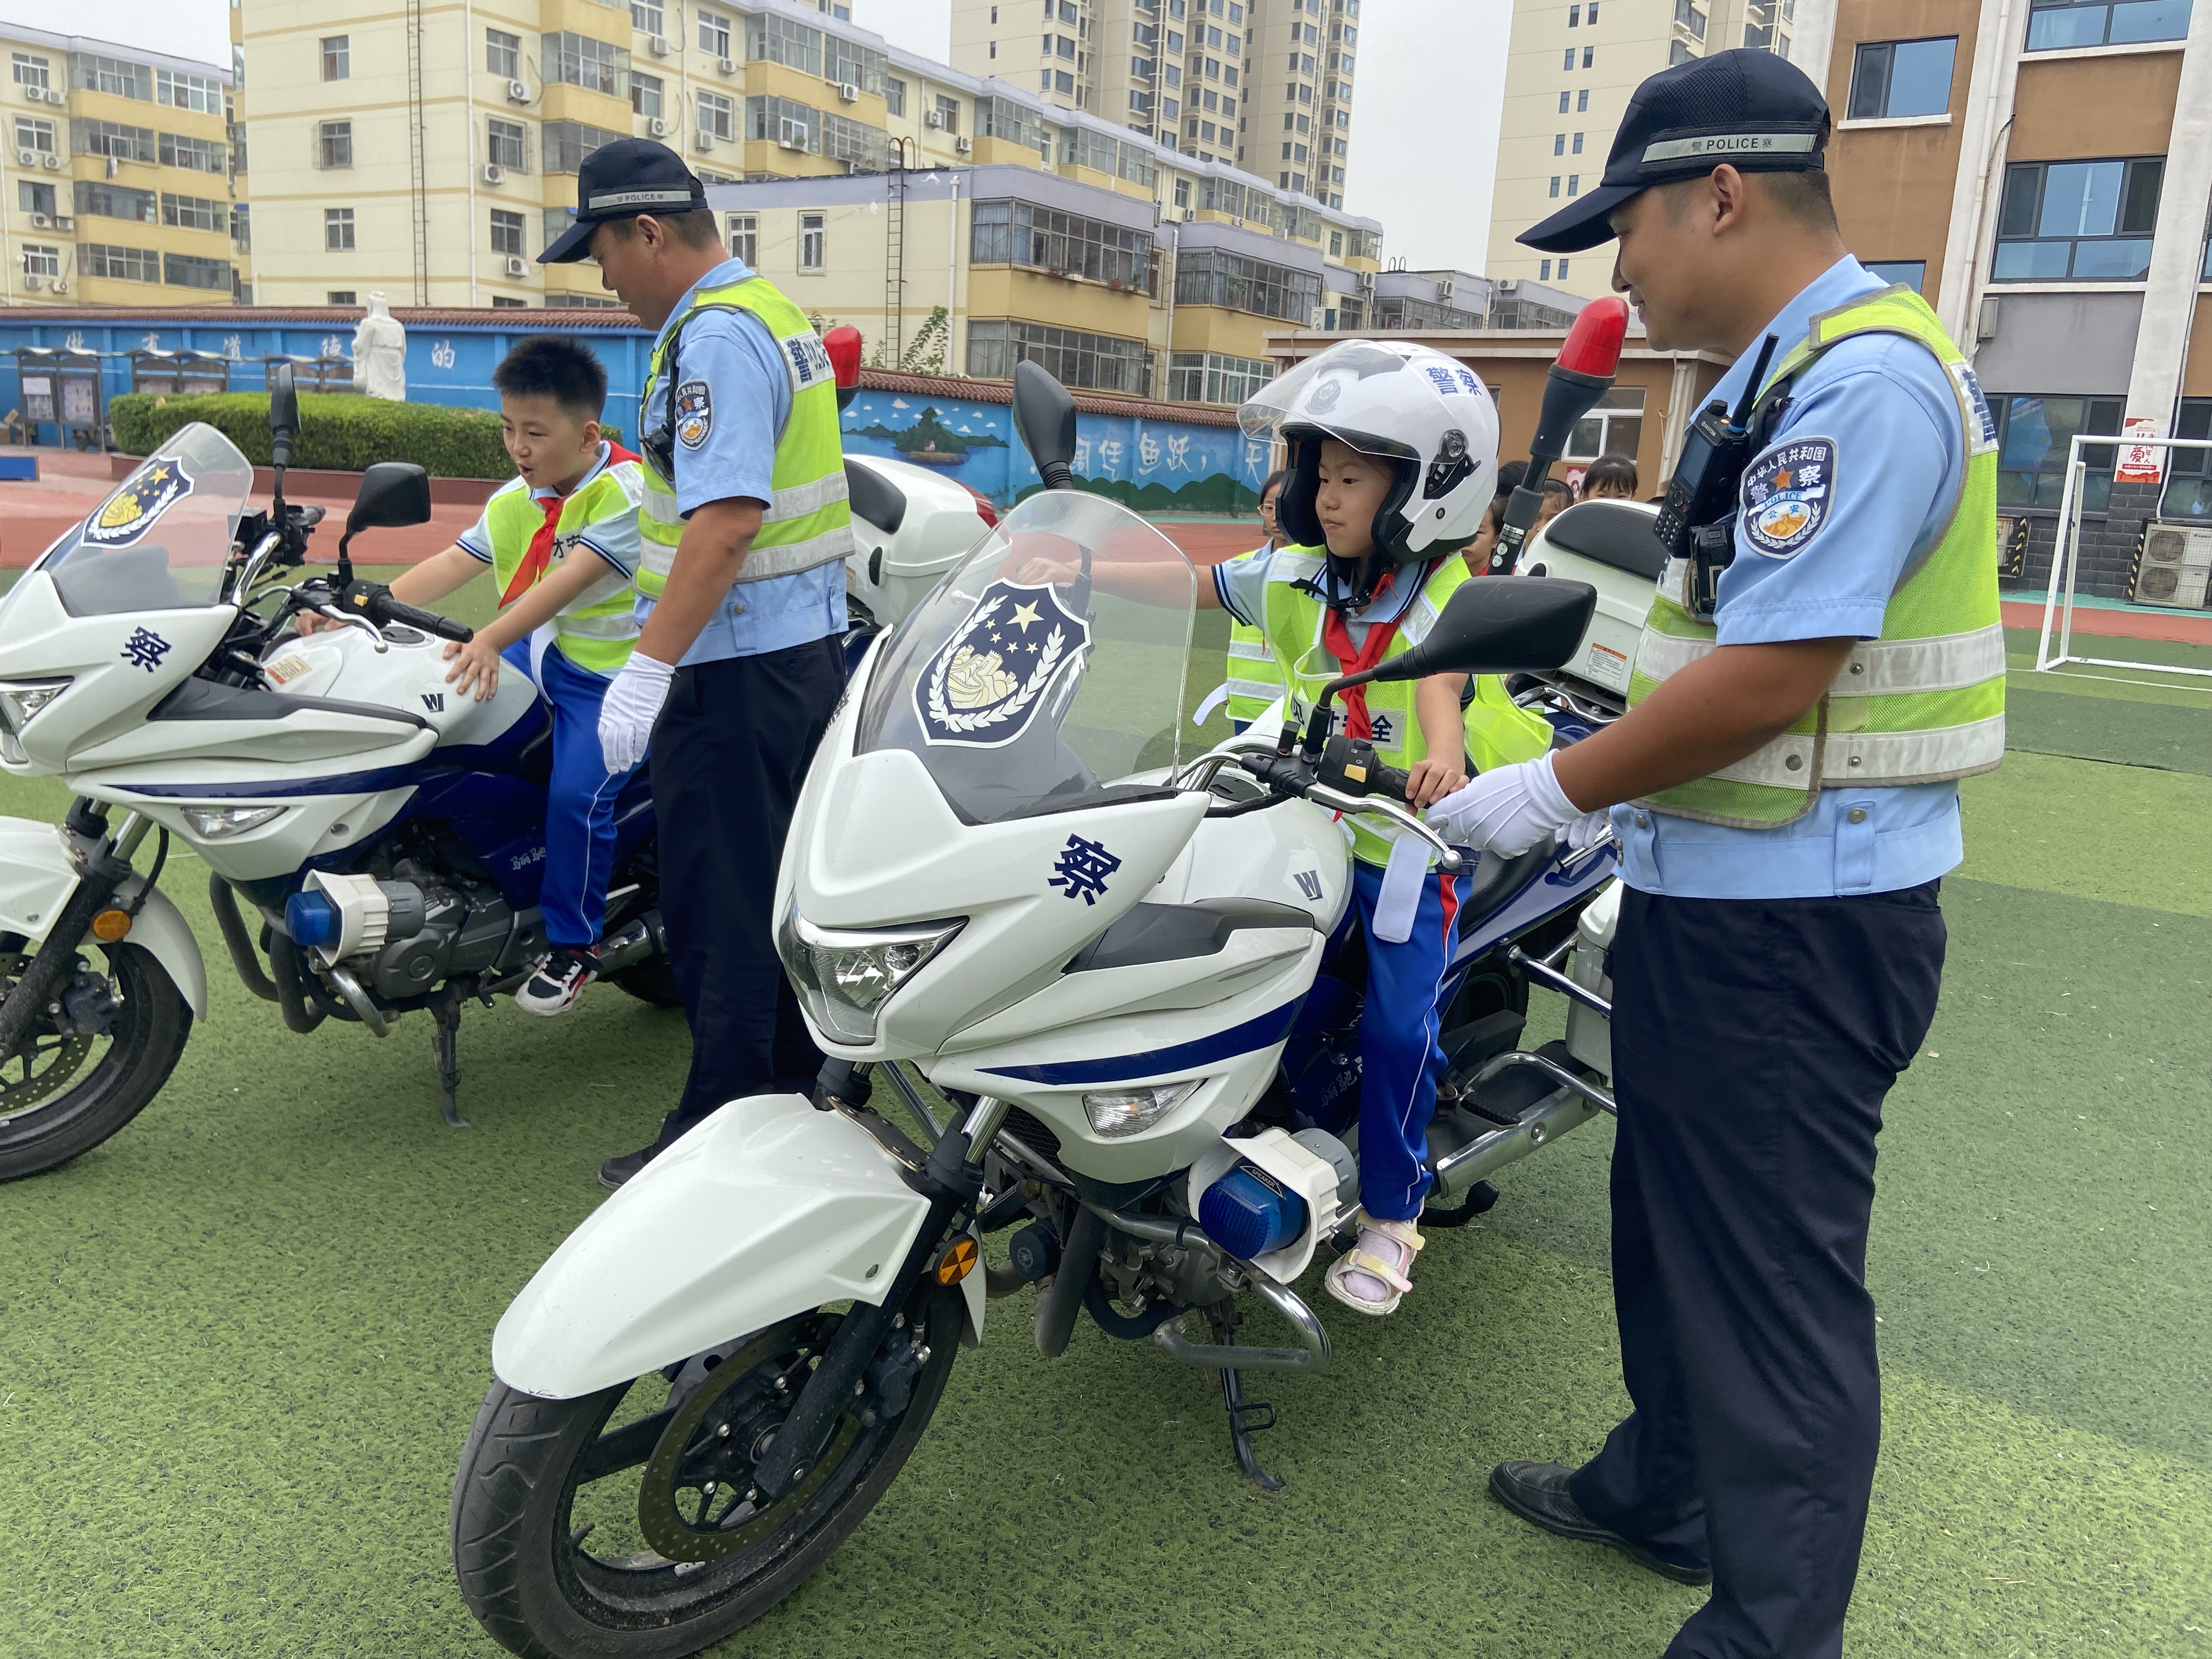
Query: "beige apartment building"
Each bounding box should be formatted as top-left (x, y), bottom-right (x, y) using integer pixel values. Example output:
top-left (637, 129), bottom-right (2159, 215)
top-left (1483, 0), bottom-right (1837, 296)
top-left (947, 0), bottom-right (1361, 207)
top-left (0, 26), bottom-right (246, 308)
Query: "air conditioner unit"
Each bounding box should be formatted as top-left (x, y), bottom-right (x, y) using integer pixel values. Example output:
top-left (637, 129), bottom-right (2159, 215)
top-left (649, 117), bottom-right (669, 138)
top-left (2134, 522), bottom-right (2212, 608)
top-left (21, 275), bottom-right (40, 291)
top-left (695, 130), bottom-right (716, 151)
top-left (1181, 206), bottom-right (1194, 222)
top-left (29, 213), bottom-right (47, 228)
top-left (955, 135), bottom-right (973, 154)
top-left (1357, 269), bottom-right (1374, 291)
top-left (42, 153), bottom-right (60, 169)
top-left (1437, 279), bottom-right (1453, 300)
top-left (53, 215), bottom-right (70, 230)
top-left (778, 137), bottom-right (805, 150)
top-left (1231, 215), bottom-right (1243, 227)
top-left (924, 109), bottom-right (946, 129)
top-left (507, 78), bottom-right (529, 103)
top-left (503, 254), bottom-right (528, 277)
top-left (648, 34), bottom-right (669, 56)
top-left (15, 148), bottom-right (32, 166)
top-left (838, 81), bottom-right (861, 103)
top-left (44, 87), bottom-right (64, 105)
top-left (483, 162), bottom-right (505, 185)
top-left (49, 276), bottom-right (65, 292)
top-left (717, 57), bottom-right (737, 75)
top-left (1497, 278), bottom-right (1519, 292)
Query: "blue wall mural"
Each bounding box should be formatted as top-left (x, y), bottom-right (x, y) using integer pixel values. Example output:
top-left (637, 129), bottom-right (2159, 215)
top-left (0, 312), bottom-right (1265, 510)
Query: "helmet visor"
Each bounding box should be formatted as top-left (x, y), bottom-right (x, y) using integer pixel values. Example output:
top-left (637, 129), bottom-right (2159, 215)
top-left (1237, 340), bottom-right (1415, 443)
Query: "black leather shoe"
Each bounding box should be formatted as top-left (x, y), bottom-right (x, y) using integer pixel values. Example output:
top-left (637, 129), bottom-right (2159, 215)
top-left (598, 1145), bottom-right (658, 1190)
top-left (1488, 1461), bottom-right (1713, 1587)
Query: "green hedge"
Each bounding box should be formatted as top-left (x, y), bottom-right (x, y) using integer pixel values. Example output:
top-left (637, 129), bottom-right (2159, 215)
top-left (108, 393), bottom-right (623, 481)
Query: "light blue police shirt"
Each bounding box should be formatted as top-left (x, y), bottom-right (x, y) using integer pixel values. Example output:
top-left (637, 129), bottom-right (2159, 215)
top-left (632, 255), bottom-right (847, 666)
top-left (1609, 255), bottom-right (1977, 901)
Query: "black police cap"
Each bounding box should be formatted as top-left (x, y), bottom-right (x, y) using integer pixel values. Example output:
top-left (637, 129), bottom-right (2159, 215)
top-left (1519, 48), bottom-right (1831, 255)
top-left (539, 137), bottom-right (709, 264)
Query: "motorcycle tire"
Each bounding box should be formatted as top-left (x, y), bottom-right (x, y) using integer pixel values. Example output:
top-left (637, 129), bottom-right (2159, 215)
top-left (609, 959), bottom-right (683, 1009)
top-left (0, 939), bottom-right (193, 1183)
top-left (452, 1284), bottom-right (963, 1659)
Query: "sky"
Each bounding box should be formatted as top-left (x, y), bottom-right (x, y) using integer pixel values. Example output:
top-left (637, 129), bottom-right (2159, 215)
top-left (848, 0), bottom-right (1513, 276)
top-left (4, 0), bottom-right (231, 69)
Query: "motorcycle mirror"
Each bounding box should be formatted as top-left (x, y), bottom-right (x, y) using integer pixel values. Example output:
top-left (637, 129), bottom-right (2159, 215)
top-left (268, 362), bottom-right (300, 470)
top-left (1368, 577), bottom-right (1598, 682)
top-left (346, 462), bottom-right (432, 536)
top-left (1012, 359), bottom-right (1079, 491)
top-left (825, 323), bottom-right (864, 414)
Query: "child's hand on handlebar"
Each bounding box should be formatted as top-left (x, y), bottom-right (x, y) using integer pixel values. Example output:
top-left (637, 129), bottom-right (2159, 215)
top-left (443, 636), bottom-right (504, 701)
top-left (1403, 756), bottom-right (1468, 811)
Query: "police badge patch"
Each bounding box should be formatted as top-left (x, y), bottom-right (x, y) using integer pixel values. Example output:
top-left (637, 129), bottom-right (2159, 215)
top-left (674, 379), bottom-right (713, 449)
top-left (915, 579), bottom-right (1090, 749)
top-left (1739, 437), bottom-right (1836, 559)
top-left (86, 456), bottom-right (194, 548)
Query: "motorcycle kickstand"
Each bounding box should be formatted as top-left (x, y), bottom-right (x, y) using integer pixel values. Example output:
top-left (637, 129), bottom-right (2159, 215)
top-left (1209, 1306), bottom-right (1284, 1493)
top-left (429, 986), bottom-right (467, 1130)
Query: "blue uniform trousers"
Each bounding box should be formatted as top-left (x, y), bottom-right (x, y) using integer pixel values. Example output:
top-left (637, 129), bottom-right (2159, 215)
top-left (501, 639), bottom-right (632, 950)
top-left (1347, 857), bottom-right (1470, 1224)
top-left (1568, 882), bottom-right (1945, 1659)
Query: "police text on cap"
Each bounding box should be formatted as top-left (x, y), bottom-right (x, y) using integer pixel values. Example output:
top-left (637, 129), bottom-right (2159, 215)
top-left (1641, 131), bottom-right (1819, 166)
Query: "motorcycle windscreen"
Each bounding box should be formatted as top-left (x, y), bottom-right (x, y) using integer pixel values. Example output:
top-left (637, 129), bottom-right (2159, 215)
top-left (38, 423), bottom-right (255, 617)
top-left (855, 492), bottom-right (1195, 825)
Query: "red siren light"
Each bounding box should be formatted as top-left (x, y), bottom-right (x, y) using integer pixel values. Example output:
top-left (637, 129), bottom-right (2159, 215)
top-left (1556, 295), bottom-right (1630, 381)
top-left (823, 324), bottom-right (864, 389)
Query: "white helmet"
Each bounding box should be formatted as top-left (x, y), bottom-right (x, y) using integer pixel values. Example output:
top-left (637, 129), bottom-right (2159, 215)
top-left (1239, 339), bottom-right (1499, 565)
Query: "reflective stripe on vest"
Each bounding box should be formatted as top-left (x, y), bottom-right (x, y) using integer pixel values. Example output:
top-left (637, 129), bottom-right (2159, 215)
top-left (636, 277), bottom-right (853, 595)
top-left (1223, 546), bottom-right (1283, 726)
top-left (1261, 546), bottom-right (1552, 866)
top-left (1626, 285), bottom-right (2005, 827)
top-left (479, 459), bottom-right (644, 674)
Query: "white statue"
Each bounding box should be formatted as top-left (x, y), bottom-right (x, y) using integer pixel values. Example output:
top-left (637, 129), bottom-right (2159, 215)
top-left (352, 292), bottom-right (408, 401)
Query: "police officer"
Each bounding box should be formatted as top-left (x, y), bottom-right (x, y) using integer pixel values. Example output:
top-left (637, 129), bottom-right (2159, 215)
top-left (538, 140), bottom-right (852, 1188)
top-left (1426, 53), bottom-right (2001, 1659)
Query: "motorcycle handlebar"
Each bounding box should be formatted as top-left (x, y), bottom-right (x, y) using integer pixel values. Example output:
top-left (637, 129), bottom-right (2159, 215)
top-left (340, 579), bottom-right (475, 644)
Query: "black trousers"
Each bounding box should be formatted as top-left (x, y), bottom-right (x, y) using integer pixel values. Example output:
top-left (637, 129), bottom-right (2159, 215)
top-left (647, 635), bottom-right (844, 1144)
top-left (1568, 882), bottom-right (1945, 1659)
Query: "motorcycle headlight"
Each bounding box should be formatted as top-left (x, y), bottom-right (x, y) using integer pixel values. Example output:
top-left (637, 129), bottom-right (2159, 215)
top-left (180, 805), bottom-right (288, 839)
top-left (0, 679), bottom-right (70, 735)
top-left (777, 906), bottom-right (963, 1045)
top-left (1084, 1079), bottom-right (1203, 1138)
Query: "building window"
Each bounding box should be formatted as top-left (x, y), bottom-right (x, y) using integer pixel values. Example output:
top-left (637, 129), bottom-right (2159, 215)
top-left (82, 243), bottom-right (160, 281)
top-left (71, 53), bottom-right (149, 99)
top-left (1540, 257), bottom-right (1553, 279)
top-left (632, 1), bottom-right (664, 33)
top-left (968, 199), bottom-right (1155, 290)
top-left (698, 9), bottom-right (733, 59)
top-left (322, 36), bottom-right (349, 82)
top-left (21, 242), bottom-right (59, 277)
top-left (325, 207), bottom-right (356, 251)
top-left (936, 94), bottom-right (962, 132)
top-left (1584, 44), bottom-right (1595, 64)
top-left (16, 180), bottom-right (53, 216)
top-left (748, 13), bottom-right (824, 74)
top-left (231, 202), bottom-right (251, 252)
top-left (966, 318), bottom-right (1152, 394)
top-left (727, 213), bottom-right (757, 264)
top-left (160, 132), bottom-right (226, 173)
top-left (490, 208), bottom-right (526, 257)
top-left (2026, 0), bottom-right (2192, 49)
top-left (1550, 175), bottom-right (1561, 197)
top-left (698, 89), bottom-right (738, 142)
top-left (16, 116), bottom-right (54, 154)
top-left (1559, 257), bottom-right (1571, 277)
top-left (491, 296), bottom-right (528, 308)
top-left (12, 53), bottom-right (49, 93)
top-left (2157, 398), bottom-right (2212, 520)
top-left (1173, 246), bottom-right (1322, 321)
top-left (742, 93), bottom-right (803, 146)
top-left (543, 120), bottom-right (622, 173)
top-left (884, 75), bottom-right (906, 116)
top-left (319, 121), bottom-right (353, 170)
top-left (1863, 259), bottom-right (1926, 291)
top-left (487, 118), bottom-right (527, 171)
top-left (1566, 386), bottom-right (1643, 459)
top-left (328, 291), bottom-right (357, 305)
top-left (1572, 131), bottom-right (1583, 152)
top-left (544, 32), bottom-right (629, 98)
top-left (487, 29), bottom-right (521, 78)
top-left (1564, 47), bottom-right (1576, 67)
top-left (71, 119), bottom-right (156, 163)
top-left (1994, 157), bottom-right (2162, 281)
top-left (1567, 174), bottom-right (1579, 195)
top-left (163, 252), bottom-right (232, 291)
top-left (1993, 394), bottom-right (2123, 509)
top-left (156, 69), bottom-right (222, 113)
top-left (74, 180), bottom-right (157, 222)
top-left (1848, 38), bottom-right (1956, 120)
top-left (161, 192), bottom-right (227, 233)
top-left (1670, 39), bottom-right (1696, 63)
top-left (631, 72), bottom-right (662, 119)
top-left (1554, 133), bottom-right (1565, 155)
top-left (799, 210), bottom-right (826, 270)
top-left (1167, 348), bottom-right (1274, 404)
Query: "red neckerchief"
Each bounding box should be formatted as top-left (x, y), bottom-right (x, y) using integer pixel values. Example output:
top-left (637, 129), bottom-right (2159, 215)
top-left (1319, 562), bottom-right (1403, 741)
top-left (499, 443), bottom-right (642, 608)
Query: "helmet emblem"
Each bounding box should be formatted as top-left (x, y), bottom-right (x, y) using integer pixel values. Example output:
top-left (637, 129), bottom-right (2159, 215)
top-left (1307, 376), bottom-right (1343, 414)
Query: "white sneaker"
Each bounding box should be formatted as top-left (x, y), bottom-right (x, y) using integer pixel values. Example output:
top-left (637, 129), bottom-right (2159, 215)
top-left (515, 946), bottom-right (599, 1016)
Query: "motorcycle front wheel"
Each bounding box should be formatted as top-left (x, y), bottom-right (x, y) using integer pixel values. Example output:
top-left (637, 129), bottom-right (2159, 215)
top-left (0, 937), bottom-right (193, 1183)
top-left (452, 1284), bottom-right (963, 1659)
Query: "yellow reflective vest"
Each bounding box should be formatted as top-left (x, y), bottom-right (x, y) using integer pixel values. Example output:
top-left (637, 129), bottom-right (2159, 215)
top-left (1224, 544), bottom-right (1283, 729)
top-left (470, 450), bottom-right (643, 675)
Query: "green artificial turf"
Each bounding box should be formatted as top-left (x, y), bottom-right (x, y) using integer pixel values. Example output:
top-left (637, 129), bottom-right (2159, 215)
top-left (2, 609), bottom-right (2209, 1657)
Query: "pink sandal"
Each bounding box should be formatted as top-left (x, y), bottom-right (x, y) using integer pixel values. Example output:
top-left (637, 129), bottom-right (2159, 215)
top-left (1323, 1215), bottom-right (1424, 1316)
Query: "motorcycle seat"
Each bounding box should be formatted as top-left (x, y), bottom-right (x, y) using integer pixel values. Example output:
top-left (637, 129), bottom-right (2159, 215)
top-left (1533, 500), bottom-right (1668, 581)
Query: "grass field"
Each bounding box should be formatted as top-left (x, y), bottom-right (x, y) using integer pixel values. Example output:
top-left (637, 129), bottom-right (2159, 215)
top-left (1, 596), bottom-right (2208, 1658)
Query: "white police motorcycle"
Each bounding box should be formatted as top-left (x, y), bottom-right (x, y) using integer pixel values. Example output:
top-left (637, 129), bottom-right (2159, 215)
top-left (450, 365), bottom-right (1627, 1659)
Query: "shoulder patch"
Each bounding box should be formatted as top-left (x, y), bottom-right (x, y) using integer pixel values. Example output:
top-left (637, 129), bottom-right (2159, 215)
top-left (675, 379), bottom-right (713, 450)
top-left (783, 330), bottom-right (833, 391)
top-left (1739, 436), bottom-right (1836, 560)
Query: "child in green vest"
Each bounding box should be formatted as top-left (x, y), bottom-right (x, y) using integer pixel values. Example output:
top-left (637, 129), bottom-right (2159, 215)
top-left (373, 336), bottom-right (647, 1015)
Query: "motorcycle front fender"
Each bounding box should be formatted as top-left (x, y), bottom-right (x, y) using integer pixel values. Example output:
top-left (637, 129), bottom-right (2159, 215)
top-left (0, 816), bottom-right (208, 1018)
top-left (492, 1092), bottom-right (985, 1401)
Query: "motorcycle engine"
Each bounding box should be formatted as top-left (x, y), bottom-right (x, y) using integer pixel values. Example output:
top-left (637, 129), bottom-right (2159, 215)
top-left (360, 877), bottom-right (536, 1000)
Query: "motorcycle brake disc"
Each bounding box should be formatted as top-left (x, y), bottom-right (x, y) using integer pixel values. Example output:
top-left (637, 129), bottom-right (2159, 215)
top-left (0, 953), bottom-right (95, 1115)
top-left (635, 1314), bottom-right (862, 1565)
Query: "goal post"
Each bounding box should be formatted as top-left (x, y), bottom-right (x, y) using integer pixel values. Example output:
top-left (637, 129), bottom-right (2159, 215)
top-left (2035, 431), bottom-right (2212, 681)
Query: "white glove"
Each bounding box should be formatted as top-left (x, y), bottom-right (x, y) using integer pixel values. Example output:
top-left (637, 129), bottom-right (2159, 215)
top-left (597, 651), bottom-right (676, 774)
top-left (1424, 752), bottom-right (1609, 856)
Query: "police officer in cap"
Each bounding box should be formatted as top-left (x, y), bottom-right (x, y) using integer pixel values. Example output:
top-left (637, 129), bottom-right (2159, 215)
top-left (539, 139), bottom-right (853, 1188)
top-left (1425, 50), bottom-right (2002, 1658)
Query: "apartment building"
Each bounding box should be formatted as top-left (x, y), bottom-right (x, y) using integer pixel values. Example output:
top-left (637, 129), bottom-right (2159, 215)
top-left (1822, 0), bottom-right (2212, 601)
top-left (0, 26), bottom-right (246, 308)
top-left (949, 0), bottom-right (1361, 208)
top-left (1483, 0), bottom-right (1838, 296)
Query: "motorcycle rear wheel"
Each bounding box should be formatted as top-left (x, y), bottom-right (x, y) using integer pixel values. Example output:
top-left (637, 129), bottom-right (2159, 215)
top-left (452, 1286), bottom-right (961, 1659)
top-left (0, 939), bottom-right (193, 1183)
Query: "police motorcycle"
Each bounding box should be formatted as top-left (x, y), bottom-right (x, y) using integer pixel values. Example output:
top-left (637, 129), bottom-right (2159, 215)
top-left (0, 369), bottom-right (687, 1179)
top-left (449, 359), bottom-right (1628, 1659)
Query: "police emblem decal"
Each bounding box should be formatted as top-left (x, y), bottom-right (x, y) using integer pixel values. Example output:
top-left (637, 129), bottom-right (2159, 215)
top-left (1306, 376), bottom-right (1343, 415)
top-left (915, 579), bottom-right (1090, 749)
top-left (87, 458), bottom-right (195, 548)
top-left (674, 379), bottom-right (713, 450)
top-left (1740, 436), bottom-right (1836, 559)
